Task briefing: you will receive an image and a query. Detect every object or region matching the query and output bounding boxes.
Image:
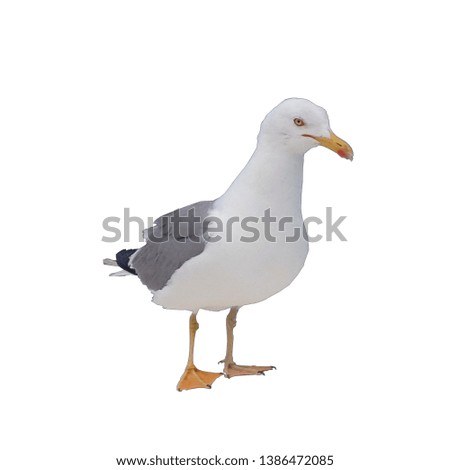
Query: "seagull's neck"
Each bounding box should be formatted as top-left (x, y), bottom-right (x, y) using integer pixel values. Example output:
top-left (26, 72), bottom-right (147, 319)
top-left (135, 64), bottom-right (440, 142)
top-left (217, 140), bottom-right (305, 216)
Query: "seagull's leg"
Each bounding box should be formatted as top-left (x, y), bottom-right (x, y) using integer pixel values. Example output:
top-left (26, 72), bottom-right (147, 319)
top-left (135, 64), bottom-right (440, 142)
top-left (176, 312), bottom-right (222, 391)
top-left (221, 307), bottom-right (275, 378)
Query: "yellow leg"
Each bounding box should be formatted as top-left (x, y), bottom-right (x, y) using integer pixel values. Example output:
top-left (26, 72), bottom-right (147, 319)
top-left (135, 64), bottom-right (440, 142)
top-left (177, 313), bottom-right (222, 391)
top-left (221, 307), bottom-right (275, 378)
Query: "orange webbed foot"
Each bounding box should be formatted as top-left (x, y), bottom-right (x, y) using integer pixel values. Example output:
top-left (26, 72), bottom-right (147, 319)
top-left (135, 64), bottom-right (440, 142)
top-left (177, 366), bottom-right (222, 391)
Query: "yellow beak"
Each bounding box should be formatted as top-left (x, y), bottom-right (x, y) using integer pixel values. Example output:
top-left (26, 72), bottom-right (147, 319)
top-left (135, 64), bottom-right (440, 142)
top-left (304, 131), bottom-right (354, 161)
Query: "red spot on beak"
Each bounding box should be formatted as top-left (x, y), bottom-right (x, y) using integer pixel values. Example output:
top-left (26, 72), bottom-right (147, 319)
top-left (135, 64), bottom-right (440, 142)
top-left (338, 149), bottom-right (352, 160)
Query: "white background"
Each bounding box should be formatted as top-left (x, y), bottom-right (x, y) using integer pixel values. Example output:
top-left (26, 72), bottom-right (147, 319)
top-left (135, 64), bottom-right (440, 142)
top-left (1, 1), bottom-right (449, 469)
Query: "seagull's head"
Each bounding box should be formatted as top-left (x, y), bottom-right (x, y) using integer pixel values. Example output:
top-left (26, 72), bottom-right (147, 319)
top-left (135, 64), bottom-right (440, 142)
top-left (259, 98), bottom-right (353, 160)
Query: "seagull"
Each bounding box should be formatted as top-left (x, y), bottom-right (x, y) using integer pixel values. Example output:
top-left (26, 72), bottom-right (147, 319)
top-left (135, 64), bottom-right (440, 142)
top-left (104, 98), bottom-right (353, 391)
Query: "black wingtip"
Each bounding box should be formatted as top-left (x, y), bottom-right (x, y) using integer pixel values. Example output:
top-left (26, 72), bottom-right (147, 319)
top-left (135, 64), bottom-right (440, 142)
top-left (115, 249), bottom-right (138, 275)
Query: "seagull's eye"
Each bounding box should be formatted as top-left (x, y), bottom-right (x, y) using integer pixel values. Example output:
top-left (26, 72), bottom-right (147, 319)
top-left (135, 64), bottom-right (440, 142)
top-left (293, 118), bottom-right (305, 127)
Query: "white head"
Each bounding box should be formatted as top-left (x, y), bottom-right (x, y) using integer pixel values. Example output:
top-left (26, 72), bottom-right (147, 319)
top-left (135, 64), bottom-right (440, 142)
top-left (258, 98), bottom-right (353, 160)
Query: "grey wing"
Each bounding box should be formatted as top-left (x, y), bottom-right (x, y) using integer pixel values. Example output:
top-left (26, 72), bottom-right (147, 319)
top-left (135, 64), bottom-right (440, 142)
top-left (131, 200), bottom-right (214, 291)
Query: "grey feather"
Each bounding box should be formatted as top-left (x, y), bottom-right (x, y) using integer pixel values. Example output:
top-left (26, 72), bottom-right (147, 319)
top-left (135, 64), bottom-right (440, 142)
top-left (131, 200), bottom-right (214, 292)
top-left (103, 258), bottom-right (118, 266)
top-left (110, 269), bottom-right (132, 277)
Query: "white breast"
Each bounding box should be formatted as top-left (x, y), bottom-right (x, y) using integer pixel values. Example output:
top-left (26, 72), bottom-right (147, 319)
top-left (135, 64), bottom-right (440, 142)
top-left (152, 147), bottom-right (308, 312)
top-left (152, 213), bottom-right (308, 311)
